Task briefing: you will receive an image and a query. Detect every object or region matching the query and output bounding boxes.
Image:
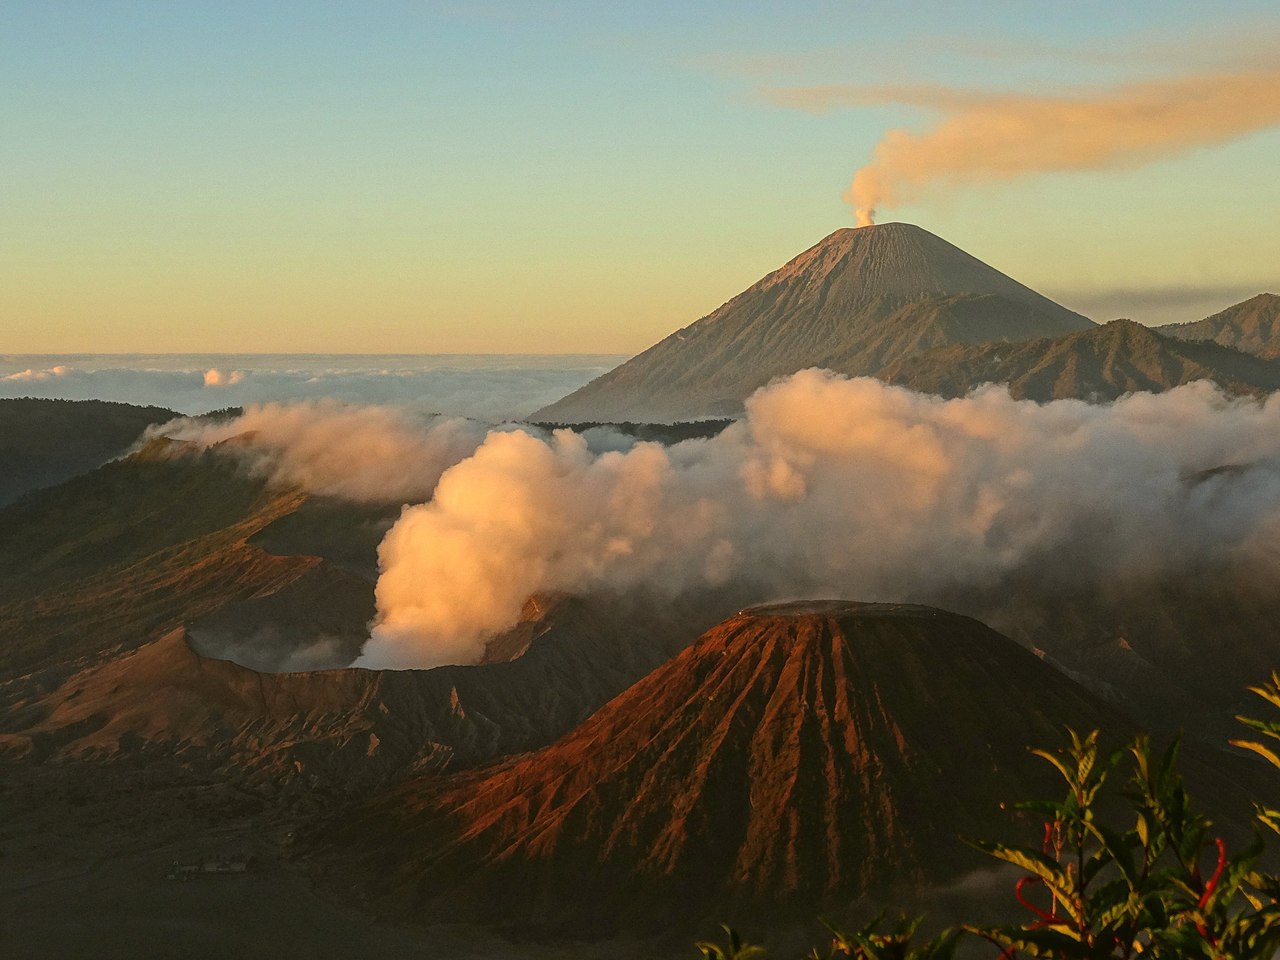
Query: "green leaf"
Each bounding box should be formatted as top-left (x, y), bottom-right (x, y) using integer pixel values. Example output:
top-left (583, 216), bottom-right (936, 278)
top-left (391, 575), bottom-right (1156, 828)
top-left (1232, 738), bottom-right (1280, 771)
top-left (965, 839), bottom-right (1069, 890)
top-left (1031, 745), bottom-right (1076, 786)
top-left (963, 923), bottom-right (1086, 956)
top-left (1092, 822), bottom-right (1139, 888)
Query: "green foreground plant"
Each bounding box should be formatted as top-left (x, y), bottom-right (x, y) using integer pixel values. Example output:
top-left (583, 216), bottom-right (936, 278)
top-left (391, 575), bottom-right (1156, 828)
top-left (698, 672), bottom-right (1280, 959)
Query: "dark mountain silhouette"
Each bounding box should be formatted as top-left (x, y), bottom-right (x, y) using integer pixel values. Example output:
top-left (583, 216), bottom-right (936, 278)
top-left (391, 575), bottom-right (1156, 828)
top-left (0, 397), bottom-right (177, 506)
top-left (1163, 293), bottom-right (1280, 359)
top-left (532, 223), bottom-right (1092, 422)
top-left (880, 318), bottom-right (1280, 401)
top-left (317, 602), bottom-right (1123, 934)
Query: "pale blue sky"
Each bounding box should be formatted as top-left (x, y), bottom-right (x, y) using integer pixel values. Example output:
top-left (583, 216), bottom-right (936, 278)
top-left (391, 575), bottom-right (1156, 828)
top-left (3, 1), bottom-right (1278, 352)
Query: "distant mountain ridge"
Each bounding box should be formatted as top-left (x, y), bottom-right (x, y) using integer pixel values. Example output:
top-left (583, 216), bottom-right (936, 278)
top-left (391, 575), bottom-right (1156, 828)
top-left (533, 223), bottom-right (1092, 422)
top-left (881, 318), bottom-right (1280, 402)
top-left (1163, 293), bottom-right (1280, 359)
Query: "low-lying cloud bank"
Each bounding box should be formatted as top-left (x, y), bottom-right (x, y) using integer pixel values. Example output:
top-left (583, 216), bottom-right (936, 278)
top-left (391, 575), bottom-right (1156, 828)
top-left (360, 371), bottom-right (1280, 668)
top-left (0, 354), bottom-right (622, 421)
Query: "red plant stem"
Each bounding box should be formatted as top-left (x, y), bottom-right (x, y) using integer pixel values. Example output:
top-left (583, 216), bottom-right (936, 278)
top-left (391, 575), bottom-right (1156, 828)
top-left (1198, 837), bottom-right (1227, 909)
top-left (1041, 821), bottom-right (1063, 915)
top-left (1015, 876), bottom-right (1060, 924)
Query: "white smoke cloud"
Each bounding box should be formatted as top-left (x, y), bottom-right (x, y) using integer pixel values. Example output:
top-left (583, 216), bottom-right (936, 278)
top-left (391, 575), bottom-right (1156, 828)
top-left (153, 402), bottom-right (497, 504)
top-left (360, 371), bottom-right (1280, 668)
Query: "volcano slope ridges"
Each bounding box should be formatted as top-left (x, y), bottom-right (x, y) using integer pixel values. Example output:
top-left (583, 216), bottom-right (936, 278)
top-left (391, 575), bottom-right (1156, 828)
top-left (533, 223), bottom-right (1092, 422)
top-left (314, 602), bottom-right (1130, 935)
top-left (0, 445), bottom-right (319, 680)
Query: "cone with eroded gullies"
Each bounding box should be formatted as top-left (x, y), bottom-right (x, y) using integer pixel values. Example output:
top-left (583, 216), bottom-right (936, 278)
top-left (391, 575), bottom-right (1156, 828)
top-left (316, 601), bottom-right (1126, 934)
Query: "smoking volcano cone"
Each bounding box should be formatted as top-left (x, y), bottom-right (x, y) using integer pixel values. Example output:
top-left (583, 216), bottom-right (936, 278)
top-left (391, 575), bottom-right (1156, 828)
top-left (532, 223), bottom-right (1091, 422)
top-left (316, 601), bottom-right (1123, 934)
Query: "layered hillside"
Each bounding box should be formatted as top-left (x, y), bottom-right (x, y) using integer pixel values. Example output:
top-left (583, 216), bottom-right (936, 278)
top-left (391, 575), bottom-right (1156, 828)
top-left (1163, 293), bottom-right (1280, 359)
top-left (533, 223), bottom-right (1092, 422)
top-left (0, 397), bottom-right (177, 505)
top-left (0, 442), bottom-right (321, 678)
top-left (0, 587), bottom-right (732, 795)
top-left (880, 319), bottom-right (1280, 401)
top-left (319, 602), bottom-right (1121, 932)
top-left (0, 444), bottom-right (739, 786)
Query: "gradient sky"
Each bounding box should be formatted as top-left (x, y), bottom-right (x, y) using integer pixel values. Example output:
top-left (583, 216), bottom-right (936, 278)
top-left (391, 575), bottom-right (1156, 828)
top-left (4, 1), bottom-right (1279, 353)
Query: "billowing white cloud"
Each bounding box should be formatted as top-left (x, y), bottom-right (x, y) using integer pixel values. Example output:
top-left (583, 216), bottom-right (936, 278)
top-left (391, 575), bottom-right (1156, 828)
top-left (360, 371), bottom-right (1280, 668)
top-left (153, 402), bottom-right (498, 504)
top-left (202, 368), bottom-right (246, 387)
top-left (4, 365), bottom-right (71, 382)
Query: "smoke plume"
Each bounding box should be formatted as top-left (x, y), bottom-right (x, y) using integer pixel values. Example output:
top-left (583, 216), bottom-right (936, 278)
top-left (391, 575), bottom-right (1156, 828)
top-left (152, 402), bottom-right (494, 504)
top-left (361, 371), bottom-right (1280, 668)
top-left (764, 69), bottom-right (1280, 224)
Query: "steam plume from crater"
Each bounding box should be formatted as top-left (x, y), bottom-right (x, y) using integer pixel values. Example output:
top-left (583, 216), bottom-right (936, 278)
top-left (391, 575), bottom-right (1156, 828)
top-left (763, 69), bottom-right (1280, 224)
top-left (362, 371), bottom-right (1280, 669)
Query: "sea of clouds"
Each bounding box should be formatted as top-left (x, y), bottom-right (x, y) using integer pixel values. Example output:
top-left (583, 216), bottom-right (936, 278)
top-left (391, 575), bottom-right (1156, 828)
top-left (0, 353), bottom-right (624, 422)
